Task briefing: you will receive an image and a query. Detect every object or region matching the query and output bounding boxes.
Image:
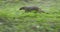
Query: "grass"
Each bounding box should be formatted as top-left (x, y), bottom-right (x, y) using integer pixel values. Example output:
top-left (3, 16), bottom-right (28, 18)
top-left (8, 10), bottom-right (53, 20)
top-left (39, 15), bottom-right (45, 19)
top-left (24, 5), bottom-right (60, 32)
top-left (0, 0), bottom-right (60, 32)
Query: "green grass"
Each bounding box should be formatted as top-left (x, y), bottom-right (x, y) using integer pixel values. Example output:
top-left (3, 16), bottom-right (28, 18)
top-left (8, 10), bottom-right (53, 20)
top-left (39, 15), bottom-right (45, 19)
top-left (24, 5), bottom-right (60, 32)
top-left (0, 0), bottom-right (60, 32)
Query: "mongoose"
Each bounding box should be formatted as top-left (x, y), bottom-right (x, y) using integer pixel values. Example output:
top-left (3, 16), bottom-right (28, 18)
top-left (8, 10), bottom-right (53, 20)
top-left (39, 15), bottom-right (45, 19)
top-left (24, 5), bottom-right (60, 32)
top-left (19, 6), bottom-right (45, 13)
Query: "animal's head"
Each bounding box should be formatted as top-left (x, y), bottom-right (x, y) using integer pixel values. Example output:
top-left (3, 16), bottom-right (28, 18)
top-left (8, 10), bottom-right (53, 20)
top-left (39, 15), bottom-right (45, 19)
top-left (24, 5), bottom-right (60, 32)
top-left (19, 7), bottom-right (26, 10)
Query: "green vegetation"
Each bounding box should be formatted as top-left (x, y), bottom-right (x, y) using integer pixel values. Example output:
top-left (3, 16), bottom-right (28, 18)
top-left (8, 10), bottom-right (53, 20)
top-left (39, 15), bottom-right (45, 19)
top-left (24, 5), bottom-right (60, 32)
top-left (0, 0), bottom-right (60, 32)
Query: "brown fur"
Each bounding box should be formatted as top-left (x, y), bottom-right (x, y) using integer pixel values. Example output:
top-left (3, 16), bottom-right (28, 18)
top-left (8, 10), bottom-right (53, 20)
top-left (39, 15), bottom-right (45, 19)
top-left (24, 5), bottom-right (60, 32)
top-left (19, 6), bottom-right (45, 13)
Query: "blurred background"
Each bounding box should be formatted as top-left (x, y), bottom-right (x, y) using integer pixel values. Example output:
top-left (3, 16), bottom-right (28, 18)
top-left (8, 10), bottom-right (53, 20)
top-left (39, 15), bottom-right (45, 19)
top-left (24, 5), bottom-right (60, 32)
top-left (0, 0), bottom-right (60, 32)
